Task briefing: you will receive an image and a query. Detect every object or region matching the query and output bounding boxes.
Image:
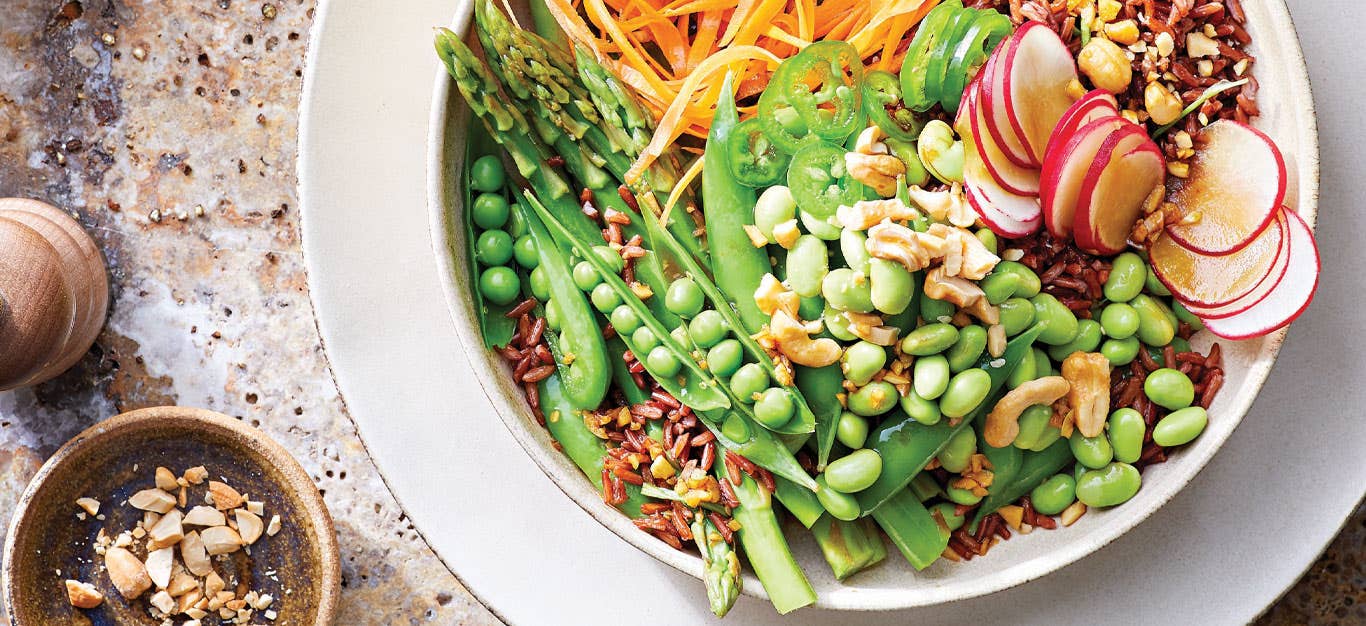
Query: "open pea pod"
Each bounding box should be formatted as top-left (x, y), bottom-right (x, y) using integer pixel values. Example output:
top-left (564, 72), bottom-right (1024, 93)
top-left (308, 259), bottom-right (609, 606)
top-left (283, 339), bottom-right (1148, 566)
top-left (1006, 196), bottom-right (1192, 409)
top-left (641, 209), bottom-right (817, 436)
top-left (463, 124), bottom-right (517, 349)
top-left (857, 324), bottom-right (1046, 515)
top-left (539, 373), bottom-right (649, 517)
top-left (870, 488), bottom-right (948, 570)
top-left (970, 438), bottom-right (1073, 531)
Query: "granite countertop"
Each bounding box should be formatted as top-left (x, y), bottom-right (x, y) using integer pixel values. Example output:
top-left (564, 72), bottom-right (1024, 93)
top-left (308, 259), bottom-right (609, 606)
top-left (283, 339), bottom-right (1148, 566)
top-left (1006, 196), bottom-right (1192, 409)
top-left (0, 1), bottom-right (1357, 624)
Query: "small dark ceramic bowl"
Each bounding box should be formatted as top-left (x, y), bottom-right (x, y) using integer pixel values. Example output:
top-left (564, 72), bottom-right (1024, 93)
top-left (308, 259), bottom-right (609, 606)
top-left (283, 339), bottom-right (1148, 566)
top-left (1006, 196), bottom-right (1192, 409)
top-left (2, 406), bottom-right (340, 625)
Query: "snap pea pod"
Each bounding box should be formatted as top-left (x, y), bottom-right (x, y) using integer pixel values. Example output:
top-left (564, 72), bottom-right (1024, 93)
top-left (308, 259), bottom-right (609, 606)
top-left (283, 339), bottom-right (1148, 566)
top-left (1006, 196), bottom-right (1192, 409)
top-left (607, 336), bottom-right (651, 406)
top-left (810, 515), bottom-right (888, 581)
top-left (691, 514), bottom-right (742, 617)
top-left (539, 373), bottom-right (649, 516)
top-left (519, 198), bottom-right (611, 409)
top-left (857, 324), bottom-right (1046, 514)
top-left (796, 364), bottom-right (845, 470)
top-left (870, 488), bottom-right (949, 570)
top-left (463, 126), bottom-right (517, 349)
top-left (773, 435), bottom-right (826, 527)
top-left (969, 438), bottom-right (1074, 529)
top-left (730, 471), bottom-right (817, 614)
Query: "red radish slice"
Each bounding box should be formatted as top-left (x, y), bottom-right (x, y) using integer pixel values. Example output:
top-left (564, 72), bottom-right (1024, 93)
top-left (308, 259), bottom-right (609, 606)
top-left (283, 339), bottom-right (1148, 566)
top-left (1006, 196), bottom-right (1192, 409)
top-left (1000, 22), bottom-right (1080, 163)
top-left (1165, 120), bottom-right (1287, 255)
top-left (1040, 117), bottom-right (1129, 239)
top-left (1045, 90), bottom-right (1119, 158)
top-left (979, 40), bottom-right (1038, 168)
top-left (1150, 207), bottom-right (1285, 306)
top-left (1202, 209), bottom-right (1319, 340)
top-left (1183, 210), bottom-right (1292, 319)
top-left (966, 182), bottom-right (1039, 237)
top-left (963, 149), bottom-right (1042, 237)
top-left (1072, 129), bottom-right (1166, 255)
top-left (963, 85), bottom-right (1041, 197)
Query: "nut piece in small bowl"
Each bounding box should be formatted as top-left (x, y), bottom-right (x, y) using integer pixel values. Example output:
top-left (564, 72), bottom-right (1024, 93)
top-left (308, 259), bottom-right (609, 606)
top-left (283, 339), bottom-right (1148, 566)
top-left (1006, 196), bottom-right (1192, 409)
top-left (2, 406), bottom-right (340, 624)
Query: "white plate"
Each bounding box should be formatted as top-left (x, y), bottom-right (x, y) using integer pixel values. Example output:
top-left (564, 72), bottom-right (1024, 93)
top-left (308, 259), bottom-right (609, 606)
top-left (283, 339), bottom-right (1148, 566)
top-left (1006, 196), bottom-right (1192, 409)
top-left (300, 0), bottom-right (1365, 622)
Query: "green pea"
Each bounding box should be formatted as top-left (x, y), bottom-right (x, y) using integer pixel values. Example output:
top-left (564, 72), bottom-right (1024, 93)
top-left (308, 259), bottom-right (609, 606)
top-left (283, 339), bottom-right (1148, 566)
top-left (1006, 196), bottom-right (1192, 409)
top-left (504, 205), bottom-right (529, 238)
top-left (798, 296), bottom-right (825, 321)
top-left (823, 306), bottom-right (858, 341)
top-left (901, 323), bottom-right (959, 356)
top-left (980, 270), bottom-right (1021, 305)
top-left (945, 485), bottom-right (982, 506)
top-left (1075, 462), bottom-right (1141, 507)
top-left (591, 246), bottom-right (624, 274)
top-left (822, 268), bottom-right (875, 313)
top-left (919, 294), bottom-right (956, 325)
top-left (836, 411), bottom-right (870, 449)
top-left (646, 346), bottom-right (681, 377)
top-left (800, 210), bottom-right (842, 240)
top-left (544, 298), bottom-right (562, 331)
top-left (1012, 404), bottom-right (1056, 450)
top-left (512, 235), bottom-right (539, 269)
top-left (937, 428), bottom-right (976, 473)
top-left (1144, 264), bottom-right (1172, 296)
top-left (1032, 293), bottom-right (1080, 346)
top-left (1172, 300), bottom-right (1205, 331)
top-left (848, 381), bottom-right (899, 417)
top-left (841, 341), bottom-right (887, 387)
top-left (825, 448), bottom-right (883, 493)
top-left (1153, 406), bottom-right (1207, 447)
top-left (730, 363), bottom-right (770, 403)
top-left (994, 261), bottom-right (1041, 298)
top-left (840, 228), bottom-right (871, 274)
top-left (472, 193), bottom-right (510, 230)
top-left (1047, 319), bottom-right (1103, 362)
top-left (1029, 474), bottom-right (1077, 516)
top-left (1099, 302), bottom-right (1140, 339)
top-left (1069, 433), bottom-right (1114, 469)
top-left (475, 229), bottom-right (514, 266)
top-left (1006, 346), bottom-right (1038, 389)
top-left (721, 411), bottom-right (751, 442)
top-left (706, 340), bottom-right (744, 378)
top-left (631, 326), bottom-right (660, 353)
top-left (892, 388), bottom-right (936, 426)
top-left (754, 388), bottom-right (795, 429)
top-left (610, 305), bottom-right (641, 335)
top-left (470, 155), bottom-right (506, 192)
top-left (975, 228), bottom-right (999, 255)
top-left (572, 261), bottom-right (601, 292)
top-left (1107, 408), bottom-right (1146, 464)
top-left (913, 354), bottom-right (950, 400)
top-left (1143, 368), bottom-right (1193, 410)
top-left (754, 185), bottom-right (797, 241)
top-left (479, 266), bottom-right (520, 305)
top-left (665, 277), bottom-right (705, 318)
top-left (529, 265), bottom-right (551, 302)
top-left (688, 310), bottom-right (729, 348)
top-left (939, 369), bottom-right (992, 419)
top-left (1104, 252), bottom-right (1147, 302)
top-left (670, 325), bottom-right (691, 348)
top-left (816, 475), bottom-right (861, 521)
top-left (946, 325), bottom-right (988, 372)
top-left (587, 284), bottom-right (619, 314)
top-left (1100, 336), bottom-right (1141, 366)
top-left (786, 235), bottom-right (829, 298)
top-left (870, 258), bottom-right (915, 315)
top-left (999, 297), bottom-right (1037, 337)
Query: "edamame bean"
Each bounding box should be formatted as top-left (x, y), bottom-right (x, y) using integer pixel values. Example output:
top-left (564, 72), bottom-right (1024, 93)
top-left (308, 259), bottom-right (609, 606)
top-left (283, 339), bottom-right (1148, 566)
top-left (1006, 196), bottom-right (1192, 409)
top-left (937, 428), bottom-right (976, 473)
top-left (801, 210), bottom-right (843, 240)
top-left (1032, 347), bottom-right (1053, 377)
top-left (1100, 336), bottom-right (1141, 366)
top-left (610, 305), bottom-right (641, 335)
top-left (946, 325), bottom-right (988, 372)
top-left (920, 294), bottom-right (956, 324)
top-left (475, 229), bottom-right (514, 266)
top-left (816, 476), bottom-right (861, 521)
top-left (913, 355), bottom-right (950, 400)
top-left (842, 341), bottom-right (887, 387)
top-left (730, 363), bottom-right (769, 402)
top-left (999, 297), bottom-right (1037, 336)
top-left (823, 306), bottom-right (858, 341)
top-left (1144, 264), bottom-right (1172, 296)
top-left (900, 390), bottom-right (942, 425)
top-left (1047, 319), bottom-right (1103, 361)
top-left (1171, 337), bottom-right (1191, 353)
top-left (1172, 300), bottom-right (1205, 331)
top-left (1107, 408), bottom-right (1145, 464)
top-left (939, 369), bottom-right (992, 418)
top-left (870, 258), bottom-right (915, 315)
top-left (512, 235), bottom-right (539, 269)
top-left (837, 411), bottom-right (870, 449)
top-left (825, 449), bottom-right (884, 493)
top-left (823, 268), bottom-right (875, 313)
top-left (472, 193), bottom-right (510, 230)
top-left (929, 501), bottom-right (966, 531)
top-left (786, 235), bottom-right (829, 297)
top-left (1153, 406), bottom-right (1208, 446)
top-left (1075, 462), bottom-right (1141, 507)
top-left (1030, 474), bottom-right (1077, 516)
top-left (665, 277), bottom-right (705, 318)
top-left (1104, 252), bottom-right (1146, 302)
top-left (646, 345), bottom-right (682, 377)
top-left (1012, 404), bottom-right (1056, 450)
top-left (721, 411), bottom-right (751, 442)
top-left (631, 326), bottom-right (660, 353)
top-left (1099, 302), bottom-right (1140, 339)
top-left (572, 261), bottom-right (601, 292)
top-left (590, 283), bottom-right (621, 313)
top-left (1074, 462), bottom-right (1088, 484)
top-left (848, 381), bottom-right (899, 417)
top-left (840, 229), bottom-right (871, 273)
top-left (980, 270), bottom-right (1021, 305)
top-left (994, 261), bottom-right (1041, 298)
top-left (918, 120), bottom-right (965, 183)
top-left (1032, 293), bottom-right (1080, 346)
top-left (470, 155), bottom-right (506, 192)
top-left (754, 185), bottom-right (797, 240)
top-left (975, 228), bottom-right (999, 256)
top-left (479, 267), bottom-right (520, 305)
top-left (754, 388), bottom-right (795, 429)
top-left (707, 340), bottom-right (745, 378)
top-left (1006, 346), bottom-right (1038, 389)
top-left (799, 296), bottom-right (825, 321)
top-left (1144, 368), bottom-right (1194, 410)
top-left (885, 137), bottom-right (931, 187)
top-left (901, 323), bottom-right (960, 356)
top-left (945, 485), bottom-right (982, 506)
top-left (1069, 433), bottom-right (1114, 469)
top-left (688, 310), bottom-right (729, 348)
top-left (529, 265), bottom-right (551, 301)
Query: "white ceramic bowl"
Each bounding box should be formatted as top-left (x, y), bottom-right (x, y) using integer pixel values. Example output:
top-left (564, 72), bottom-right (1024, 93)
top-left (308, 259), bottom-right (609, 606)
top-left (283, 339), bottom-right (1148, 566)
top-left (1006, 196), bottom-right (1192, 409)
top-left (427, 2), bottom-right (1317, 610)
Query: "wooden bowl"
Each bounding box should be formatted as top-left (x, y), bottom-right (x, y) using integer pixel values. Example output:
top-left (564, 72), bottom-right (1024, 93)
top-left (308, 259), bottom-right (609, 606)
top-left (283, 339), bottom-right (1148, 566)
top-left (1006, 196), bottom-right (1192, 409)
top-left (2, 407), bottom-right (340, 624)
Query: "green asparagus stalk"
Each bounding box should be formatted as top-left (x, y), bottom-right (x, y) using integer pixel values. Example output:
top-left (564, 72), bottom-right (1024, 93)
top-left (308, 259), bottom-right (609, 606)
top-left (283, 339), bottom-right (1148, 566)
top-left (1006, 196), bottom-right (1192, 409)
top-left (691, 514), bottom-right (742, 617)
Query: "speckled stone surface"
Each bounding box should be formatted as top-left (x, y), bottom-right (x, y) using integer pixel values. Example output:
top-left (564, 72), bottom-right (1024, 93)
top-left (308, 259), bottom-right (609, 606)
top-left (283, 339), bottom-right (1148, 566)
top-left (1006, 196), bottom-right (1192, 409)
top-left (0, 2), bottom-right (1356, 625)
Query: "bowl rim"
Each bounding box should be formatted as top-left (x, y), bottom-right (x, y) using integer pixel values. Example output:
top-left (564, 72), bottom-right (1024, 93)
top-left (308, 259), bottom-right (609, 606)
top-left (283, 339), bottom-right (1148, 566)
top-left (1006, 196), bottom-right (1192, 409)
top-left (424, 0), bottom-right (1318, 610)
top-left (0, 406), bottom-right (342, 623)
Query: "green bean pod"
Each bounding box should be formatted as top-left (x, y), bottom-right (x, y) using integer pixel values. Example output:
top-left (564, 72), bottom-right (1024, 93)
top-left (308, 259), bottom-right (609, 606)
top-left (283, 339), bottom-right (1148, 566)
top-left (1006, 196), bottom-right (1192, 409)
top-left (969, 437), bottom-right (1073, 528)
top-left (730, 471), bottom-right (817, 614)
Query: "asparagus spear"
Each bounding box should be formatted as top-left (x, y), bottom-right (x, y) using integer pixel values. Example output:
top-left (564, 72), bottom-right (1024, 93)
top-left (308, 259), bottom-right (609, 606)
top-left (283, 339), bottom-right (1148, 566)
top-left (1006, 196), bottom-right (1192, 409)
top-left (691, 514), bottom-right (742, 617)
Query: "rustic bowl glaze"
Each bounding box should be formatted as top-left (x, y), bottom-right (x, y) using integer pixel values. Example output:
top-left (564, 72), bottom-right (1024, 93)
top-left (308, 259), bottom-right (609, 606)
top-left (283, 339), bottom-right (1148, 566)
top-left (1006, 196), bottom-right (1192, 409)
top-left (2, 407), bottom-right (340, 624)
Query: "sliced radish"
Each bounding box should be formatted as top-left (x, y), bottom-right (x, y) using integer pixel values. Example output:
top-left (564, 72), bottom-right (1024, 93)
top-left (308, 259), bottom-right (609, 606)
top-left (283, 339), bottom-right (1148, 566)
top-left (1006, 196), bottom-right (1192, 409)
top-left (962, 85), bottom-right (1041, 197)
top-left (1072, 129), bottom-right (1166, 255)
top-left (1165, 120), bottom-right (1287, 255)
top-left (965, 183), bottom-right (1039, 237)
top-left (1182, 210), bottom-right (1292, 319)
top-left (963, 149), bottom-right (1042, 237)
top-left (1000, 22), bottom-right (1079, 163)
top-left (979, 40), bottom-right (1038, 168)
top-left (1044, 90), bottom-right (1119, 158)
top-left (1040, 117), bottom-right (1128, 239)
top-left (1202, 209), bottom-right (1319, 340)
top-left (1151, 208), bottom-right (1285, 306)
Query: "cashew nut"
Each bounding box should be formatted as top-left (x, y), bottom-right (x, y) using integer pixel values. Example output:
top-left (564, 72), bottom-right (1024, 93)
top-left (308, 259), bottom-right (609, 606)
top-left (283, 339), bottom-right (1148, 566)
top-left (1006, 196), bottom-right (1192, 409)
top-left (929, 223), bottom-right (1000, 280)
top-left (854, 125), bottom-right (889, 155)
top-left (844, 311), bottom-right (900, 346)
top-left (836, 198), bottom-right (922, 231)
top-left (906, 183), bottom-right (976, 228)
top-left (770, 310), bottom-right (842, 367)
top-left (984, 376), bottom-right (1071, 447)
top-left (923, 266), bottom-right (987, 309)
top-left (866, 220), bottom-right (948, 273)
top-left (772, 218), bottom-right (801, 249)
top-left (753, 273), bottom-right (800, 319)
top-left (1062, 352), bottom-right (1112, 438)
top-left (844, 152), bottom-right (906, 198)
